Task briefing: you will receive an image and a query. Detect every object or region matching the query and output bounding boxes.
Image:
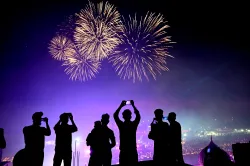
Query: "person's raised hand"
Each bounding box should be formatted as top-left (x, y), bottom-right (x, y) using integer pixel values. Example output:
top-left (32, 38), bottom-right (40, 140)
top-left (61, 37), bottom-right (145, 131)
top-left (44, 117), bottom-right (48, 123)
top-left (121, 100), bottom-right (126, 107)
top-left (69, 113), bottom-right (73, 121)
top-left (131, 100), bottom-right (135, 106)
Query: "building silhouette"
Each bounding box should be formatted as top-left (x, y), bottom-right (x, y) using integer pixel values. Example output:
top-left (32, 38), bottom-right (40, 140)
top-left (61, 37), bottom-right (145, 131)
top-left (199, 136), bottom-right (233, 166)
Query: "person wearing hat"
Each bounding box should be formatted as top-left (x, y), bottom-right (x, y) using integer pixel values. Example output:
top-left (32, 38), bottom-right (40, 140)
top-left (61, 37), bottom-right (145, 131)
top-left (113, 100), bottom-right (141, 166)
top-left (53, 113), bottom-right (78, 166)
top-left (23, 112), bottom-right (51, 166)
top-left (148, 109), bottom-right (172, 166)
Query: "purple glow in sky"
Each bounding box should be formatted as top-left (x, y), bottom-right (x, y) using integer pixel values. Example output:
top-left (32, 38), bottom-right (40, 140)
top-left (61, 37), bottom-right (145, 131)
top-left (1, 0), bottom-right (249, 165)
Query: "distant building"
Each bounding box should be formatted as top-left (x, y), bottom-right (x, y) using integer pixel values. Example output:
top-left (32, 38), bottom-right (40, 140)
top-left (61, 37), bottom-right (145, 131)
top-left (199, 136), bottom-right (233, 166)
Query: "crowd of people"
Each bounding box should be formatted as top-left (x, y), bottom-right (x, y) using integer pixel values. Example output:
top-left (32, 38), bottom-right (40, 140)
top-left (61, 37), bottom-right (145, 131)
top-left (0, 100), bottom-right (185, 166)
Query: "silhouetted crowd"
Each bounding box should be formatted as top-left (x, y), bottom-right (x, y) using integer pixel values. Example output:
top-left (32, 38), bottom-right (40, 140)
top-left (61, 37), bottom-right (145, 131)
top-left (1, 100), bottom-right (185, 166)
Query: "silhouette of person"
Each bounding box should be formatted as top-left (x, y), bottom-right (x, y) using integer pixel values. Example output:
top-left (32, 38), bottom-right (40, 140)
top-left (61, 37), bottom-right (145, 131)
top-left (100, 114), bottom-right (116, 166)
top-left (23, 112), bottom-right (51, 166)
top-left (168, 112), bottom-right (185, 164)
top-left (113, 100), bottom-right (140, 166)
top-left (0, 128), bottom-right (6, 162)
top-left (87, 121), bottom-right (102, 166)
top-left (148, 109), bottom-right (172, 166)
top-left (53, 113), bottom-right (78, 166)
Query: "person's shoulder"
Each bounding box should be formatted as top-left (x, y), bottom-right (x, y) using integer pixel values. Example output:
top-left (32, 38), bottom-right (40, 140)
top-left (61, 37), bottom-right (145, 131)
top-left (23, 125), bottom-right (32, 130)
top-left (175, 121), bottom-right (181, 126)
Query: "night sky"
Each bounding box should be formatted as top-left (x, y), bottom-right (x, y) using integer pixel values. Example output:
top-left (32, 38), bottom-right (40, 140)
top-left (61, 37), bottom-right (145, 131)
top-left (0, 0), bottom-right (249, 163)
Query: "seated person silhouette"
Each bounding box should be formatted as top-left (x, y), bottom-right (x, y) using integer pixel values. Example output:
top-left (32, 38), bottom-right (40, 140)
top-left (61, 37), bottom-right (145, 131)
top-left (53, 113), bottom-right (78, 166)
top-left (0, 128), bottom-right (6, 165)
top-left (114, 100), bottom-right (140, 166)
top-left (168, 112), bottom-right (185, 164)
top-left (100, 114), bottom-right (116, 166)
top-left (148, 109), bottom-right (172, 166)
top-left (23, 112), bottom-right (51, 166)
top-left (87, 121), bottom-right (103, 166)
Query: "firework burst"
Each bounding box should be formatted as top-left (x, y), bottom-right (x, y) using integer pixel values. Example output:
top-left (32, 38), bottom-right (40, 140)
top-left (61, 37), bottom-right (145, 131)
top-left (74, 1), bottom-right (122, 60)
top-left (63, 48), bottom-right (101, 82)
top-left (49, 36), bottom-right (76, 61)
top-left (109, 12), bottom-right (174, 82)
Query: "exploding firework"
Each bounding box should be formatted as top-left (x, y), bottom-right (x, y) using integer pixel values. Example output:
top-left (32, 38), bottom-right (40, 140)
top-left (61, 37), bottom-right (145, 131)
top-left (74, 1), bottom-right (122, 60)
top-left (63, 48), bottom-right (101, 82)
top-left (109, 12), bottom-right (174, 82)
top-left (49, 36), bottom-right (76, 61)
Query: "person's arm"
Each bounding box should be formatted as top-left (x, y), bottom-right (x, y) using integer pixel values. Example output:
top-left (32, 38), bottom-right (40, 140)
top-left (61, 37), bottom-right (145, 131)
top-left (54, 120), bottom-right (61, 132)
top-left (148, 130), bottom-right (154, 140)
top-left (0, 128), bottom-right (6, 149)
top-left (23, 127), bottom-right (28, 145)
top-left (131, 100), bottom-right (140, 125)
top-left (86, 132), bottom-right (92, 146)
top-left (69, 114), bottom-right (78, 133)
top-left (113, 101), bottom-right (126, 126)
top-left (110, 130), bottom-right (116, 148)
top-left (148, 119), bottom-right (156, 140)
top-left (44, 118), bottom-right (51, 136)
top-left (178, 122), bottom-right (182, 143)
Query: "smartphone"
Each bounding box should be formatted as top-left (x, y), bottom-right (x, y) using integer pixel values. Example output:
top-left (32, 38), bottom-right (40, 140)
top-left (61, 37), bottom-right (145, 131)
top-left (163, 116), bottom-right (168, 122)
top-left (41, 117), bottom-right (47, 122)
top-left (126, 100), bottom-right (131, 105)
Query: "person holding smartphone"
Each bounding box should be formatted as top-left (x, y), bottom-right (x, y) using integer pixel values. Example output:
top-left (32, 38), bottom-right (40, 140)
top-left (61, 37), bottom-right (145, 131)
top-left (53, 113), bottom-right (78, 166)
top-left (148, 109), bottom-right (173, 166)
top-left (113, 100), bottom-right (141, 166)
top-left (23, 112), bottom-right (51, 166)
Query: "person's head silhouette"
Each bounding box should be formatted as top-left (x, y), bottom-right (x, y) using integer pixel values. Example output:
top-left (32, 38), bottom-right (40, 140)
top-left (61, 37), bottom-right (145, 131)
top-left (32, 112), bottom-right (43, 126)
top-left (168, 112), bottom-right (176, 123)
top-left (60, 113), bottom-right (69, 124)
top-left (122, 109), bottom-right (132, 121)
top-left (154, 109), bottom-right (163, 122)
top-left (101, 114), bottom-right (110, 126)
top-left (94, 121), bottom-right (102, 129)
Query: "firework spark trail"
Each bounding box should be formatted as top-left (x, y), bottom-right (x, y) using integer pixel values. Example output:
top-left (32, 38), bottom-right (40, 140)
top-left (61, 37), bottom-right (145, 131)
top-left (63, 47), bottom-right (101, 82)
top-left (109, 12), bottom-right (174, 82)
top-left (49, 36), bottom-right (76, 61)
top-left (57, 15), bottom-right (77, 39)
top-left (74, 1), bottom-right (122, 60)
